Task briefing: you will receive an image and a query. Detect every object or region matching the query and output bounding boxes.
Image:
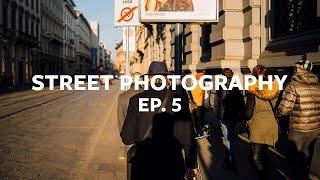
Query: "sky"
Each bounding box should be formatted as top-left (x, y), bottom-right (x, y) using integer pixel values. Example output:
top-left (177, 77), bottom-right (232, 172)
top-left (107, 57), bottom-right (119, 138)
top-left (75, 0), bottom-right (122, 60)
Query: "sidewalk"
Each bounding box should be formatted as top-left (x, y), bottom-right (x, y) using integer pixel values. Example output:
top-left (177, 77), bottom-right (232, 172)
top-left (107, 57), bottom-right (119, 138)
top-left (0, 85), bottom-right (32, 95)
top-left (197, 129), bottom-right (293, 180)
top-left (83, 82), bottom-right (126, 180)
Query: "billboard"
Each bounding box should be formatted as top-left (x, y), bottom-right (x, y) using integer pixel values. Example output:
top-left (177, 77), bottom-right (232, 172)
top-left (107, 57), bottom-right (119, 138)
top-left (115, 0), bottom-right (140, 26)
top-left (140, 0), bottom-right (219, 22)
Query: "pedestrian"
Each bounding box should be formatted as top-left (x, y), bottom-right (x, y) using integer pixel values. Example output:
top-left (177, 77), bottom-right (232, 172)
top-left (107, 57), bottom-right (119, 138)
top-left (210, 68), bottom-right (245, 169)
top-left (244, 65), bottom-right (279, 179)
top-left (117, 72), bottom-right (144, 180)
top-left (277, 59), bottom-right (320, 179)
top-left (120, 61), bottom-right (198, 180)
top-left (134, 113), bottom-right (186, 180)
top-left (117, 72), bottom-right (143, 132)
top-left (190, 70), bottom-right (210, 139)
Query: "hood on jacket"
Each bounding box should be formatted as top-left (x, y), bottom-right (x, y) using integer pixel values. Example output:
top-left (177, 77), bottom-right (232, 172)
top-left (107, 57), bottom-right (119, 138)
top-left (249, 81), bottom-right (279, 100)
top-left (292, 72), bottom-right (319, 85)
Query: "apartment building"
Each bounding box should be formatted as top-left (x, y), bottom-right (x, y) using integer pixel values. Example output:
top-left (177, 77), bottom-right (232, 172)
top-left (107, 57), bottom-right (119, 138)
top-left (90, 21), bottom-right (100, 73)
top-left (40, 0), bottom-right (64, 75)
top-left (75, 11), bottom-right (91, 75)
top-left (0, 0), bottom-right (41, 88)
top-left (63, 0), bottom-right (77, 75)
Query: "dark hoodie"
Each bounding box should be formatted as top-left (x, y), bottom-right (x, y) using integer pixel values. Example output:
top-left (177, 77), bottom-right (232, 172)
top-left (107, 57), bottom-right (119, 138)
top-left (279, 72), bottom-right (320, 132)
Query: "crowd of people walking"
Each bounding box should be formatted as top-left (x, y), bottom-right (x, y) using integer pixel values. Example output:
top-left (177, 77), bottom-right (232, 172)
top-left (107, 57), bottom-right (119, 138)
top-left (117, 59), bottom-right (320, 180)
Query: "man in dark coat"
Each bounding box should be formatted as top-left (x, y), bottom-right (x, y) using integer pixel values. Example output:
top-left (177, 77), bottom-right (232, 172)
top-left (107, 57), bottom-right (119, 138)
top-left (117, 72), bottom-right (143, 132)
top-left (117, 72), bottom-right (143, 180)
top-left (120, 61), bottom-right (198, 180)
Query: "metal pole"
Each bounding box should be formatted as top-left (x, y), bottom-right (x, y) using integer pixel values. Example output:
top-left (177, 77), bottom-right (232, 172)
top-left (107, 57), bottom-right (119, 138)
top-left (126, 26), bottom-right (130, 76)
top-left (174, 23), bottom-right (183, 76)
top-left (125, 26), bottom-right (130, 90)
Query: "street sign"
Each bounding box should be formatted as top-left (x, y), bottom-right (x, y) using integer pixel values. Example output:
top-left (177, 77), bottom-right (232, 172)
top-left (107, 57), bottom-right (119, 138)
top-left (115, 0), bottom-right (140, 26)
top-left (140, 0), bottom-right (219, 23)
top-left (122, 27), bottom-right (136, 52)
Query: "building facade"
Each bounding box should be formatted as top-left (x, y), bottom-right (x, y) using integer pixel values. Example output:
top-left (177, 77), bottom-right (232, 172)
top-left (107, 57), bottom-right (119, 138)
top-left (75, 11), bottom-right (91, 75)
top-left (115, 42), bottom-right (135, 75)
top-left (40, 0), bottom-right (64, 75)
top-left (104, 48), bottom-right (113, 74)
top-left (129, 0), bottom-right (320, 76)
top-left (90, 21), bottom-right (100, 73)
top-left (0, 0), bottom-right (41, 88)
top-left (98, 43), bottom-right (104, 74)
top-left (63, 0), bottom-right (77, 75)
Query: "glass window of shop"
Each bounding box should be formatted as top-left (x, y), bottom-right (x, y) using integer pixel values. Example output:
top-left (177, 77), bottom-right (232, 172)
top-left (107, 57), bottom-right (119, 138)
top-left (271, 0), bottom-right (320, 38)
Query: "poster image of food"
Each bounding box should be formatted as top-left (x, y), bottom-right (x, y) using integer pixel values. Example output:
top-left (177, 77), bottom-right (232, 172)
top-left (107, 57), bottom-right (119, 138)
top-left (140, 0), bottom-right (218, 22)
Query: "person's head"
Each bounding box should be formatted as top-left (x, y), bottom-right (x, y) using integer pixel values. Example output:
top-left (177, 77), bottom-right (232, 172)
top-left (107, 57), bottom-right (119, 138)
top-left (222, 68), bottom-right (234, 79)
top-left (196, 70), bottom-right (205, 80)
top-left (131, 72), bottom-right (141, 78)
top-left (252, 65), bottom-right (268, 78)
top-left (294, 60), bottom-right (313, 73)
top-left (146, 61), bottom-right (170, 86)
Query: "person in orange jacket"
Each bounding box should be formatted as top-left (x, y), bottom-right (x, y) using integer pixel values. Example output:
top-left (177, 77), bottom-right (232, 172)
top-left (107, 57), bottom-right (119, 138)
top-left (190, 70), bottom-right (210, 138)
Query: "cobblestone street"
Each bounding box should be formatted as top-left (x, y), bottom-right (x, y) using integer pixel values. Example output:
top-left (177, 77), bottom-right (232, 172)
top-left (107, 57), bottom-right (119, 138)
top-left (0, 81), bottom-right (126, 179)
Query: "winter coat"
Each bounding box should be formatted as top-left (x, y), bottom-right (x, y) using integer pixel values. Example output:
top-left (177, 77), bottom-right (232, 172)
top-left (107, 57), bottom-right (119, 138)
top-left (120, 88), bottom-right (197, 169)
top-left (209, 80), bottom-right (245, 122)
top-left (278, 72), bottom-right (320, 132)
top-left (245, 82), bottom-right (279, 146)
top-left (191, 85), bottom-right (204, 107)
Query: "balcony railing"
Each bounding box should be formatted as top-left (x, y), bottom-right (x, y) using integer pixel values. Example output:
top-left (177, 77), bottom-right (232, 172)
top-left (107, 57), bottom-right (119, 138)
top-left (48, 33), bottom-right (64, 44)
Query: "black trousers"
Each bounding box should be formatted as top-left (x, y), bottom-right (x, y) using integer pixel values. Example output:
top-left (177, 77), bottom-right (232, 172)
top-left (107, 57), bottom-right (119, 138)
top-left (251, 143), bottom-right (269, 178)
top-left (287, 130), bottom-right (320, 180)
top-left (192, 106), bottom-right (206, 134)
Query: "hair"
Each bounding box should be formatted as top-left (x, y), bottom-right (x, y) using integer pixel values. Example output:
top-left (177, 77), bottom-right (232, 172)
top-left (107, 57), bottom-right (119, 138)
top-left (252, 65), bottom-right (268, 78)
top-left (222, 68), bottom-right (232, 75)
top-left (222, 68), bottom-right (234, 79)
top-left (131, 72), bottom-right (142, 77)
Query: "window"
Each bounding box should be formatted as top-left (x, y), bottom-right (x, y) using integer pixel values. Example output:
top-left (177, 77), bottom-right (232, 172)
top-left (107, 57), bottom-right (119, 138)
top-left (25, 14), bottom-right (29, 34)
top-left (2, 1), bottom-right (8, 29)
top-left (36, 21), bottom-right (39, 39)
top-left (31, 0), bottom-right (34, 9)
top-left (200, 24), bottom-right (212, 62)
top-left (18, 10), bottom-right (23, 32)
top-left (11, 7), bottom-right (16, 30)
top-left (272, 0), bottom-right (320, 38)
top-left (36, 0), bottom-right (39, 12)
top-left (31, 19), bottom-right (35, 37)
top-left (267, 0), bottom-right (320, 54)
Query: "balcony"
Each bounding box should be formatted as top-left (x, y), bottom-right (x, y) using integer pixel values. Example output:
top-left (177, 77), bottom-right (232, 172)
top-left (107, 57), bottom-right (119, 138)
top-left (48, 33), bottom-right (63, 44)
top-left (15, 31), bottom-right (39, 47)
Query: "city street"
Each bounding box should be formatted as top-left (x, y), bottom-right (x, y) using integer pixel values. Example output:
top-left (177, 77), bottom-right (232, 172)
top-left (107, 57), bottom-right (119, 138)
top-left (0, 81), bottom-right (126, 179)
top-left (0, 79), bottom-right (294, 180)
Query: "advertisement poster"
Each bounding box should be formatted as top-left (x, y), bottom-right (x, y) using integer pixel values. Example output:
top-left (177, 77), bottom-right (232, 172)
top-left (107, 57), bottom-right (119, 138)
top-left (140, 0), bottom-right (219, 22)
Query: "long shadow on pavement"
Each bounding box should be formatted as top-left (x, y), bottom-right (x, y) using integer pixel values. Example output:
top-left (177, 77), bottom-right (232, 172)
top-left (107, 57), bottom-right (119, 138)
top-left (197, 123), bottom-right (293, 180)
